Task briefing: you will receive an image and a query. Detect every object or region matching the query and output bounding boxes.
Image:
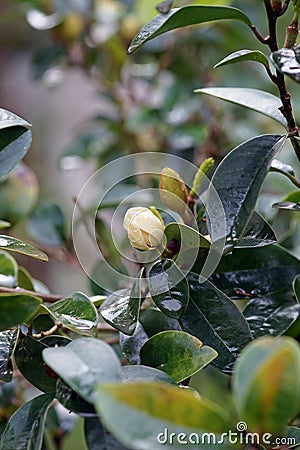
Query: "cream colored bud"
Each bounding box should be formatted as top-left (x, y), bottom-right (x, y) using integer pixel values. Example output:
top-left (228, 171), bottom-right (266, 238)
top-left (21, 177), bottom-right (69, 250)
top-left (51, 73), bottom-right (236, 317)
top-left (123, 207), bottom-right (164, 250)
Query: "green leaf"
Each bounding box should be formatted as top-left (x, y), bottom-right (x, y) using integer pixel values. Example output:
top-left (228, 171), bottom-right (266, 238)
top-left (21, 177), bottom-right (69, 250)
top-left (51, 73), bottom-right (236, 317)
top-left (0, 221), bottom-right (10, 230)
top-left (0, 109), bottom-right (32, 179)
top-left (43, 338), bottom-right (122, 403)
top-left (243, 294), bottom-right (300, 338)
top-left (15, 335), bottom-right (70, 393)
top-left (195, 88), bottom-right (288, 128)
top-left (100, 270), bottom-right (143, 335)
top-left (0, 235), bottom-right (48, 261)
top-left (294, 275), bottom-right (300, 302)
top-left (233, 336), bottom-right (300, 435)
top-left (212, 245), bottom-right (300, 298)
top-left (285, 427), bottom-right (300, 448)
top-left (140, 330), bottom-right (217, 382)
top-left (148, 260), bottom-right (189, 319)
top-left (84, 417), bottom-right (129, 450)
top-left (214, 49), bottom-right (269, 69)
top-left (0, 250), bottom-right (18, 288)
top-left (271, 159), bottom-right (295, 177)
top-left (271, 45), bottom-right (300, 84)
top-left (28, 202), bottom-right (66, 247)
top-left (0, 293), bottom-right (41, 331)
top-left (122, 365), bottom-right (176, 385)
top-left (0, 393), bottom-right (54, 450)
top-left (95, 382), bottom-right (232, 450)
top-left (207, 135), bottom-right (285, 244)
top-left (128, 6), bottom-right (252, 53)
top-left (0, 328), bottom-right (19, 382)
top-left (235, 211), bottom-right (276, 248)
top-left (55, 378), bottom-right (96, 417)
top-left (47, 292), bottom-right (98, 335)
top-left (120, 308), bottom-right (181, 364)
top-left (181, 274), bottom-right (252, 372)
top-left (273, 201), bottom-right (300, 211)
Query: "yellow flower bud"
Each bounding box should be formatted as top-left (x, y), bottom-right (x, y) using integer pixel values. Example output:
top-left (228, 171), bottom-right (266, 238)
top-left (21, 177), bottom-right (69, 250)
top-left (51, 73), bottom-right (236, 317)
top-left (123, 207), bottom-right (164, 250)
top-left (159, 167), bottom-right (188, 214)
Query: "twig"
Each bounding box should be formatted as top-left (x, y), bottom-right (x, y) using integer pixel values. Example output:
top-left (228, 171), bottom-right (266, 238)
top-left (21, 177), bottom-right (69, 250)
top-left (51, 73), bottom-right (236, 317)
top-left (0, 286), bottom-right (62, 303)
top-left (32, 324), bottom-right (59, 339)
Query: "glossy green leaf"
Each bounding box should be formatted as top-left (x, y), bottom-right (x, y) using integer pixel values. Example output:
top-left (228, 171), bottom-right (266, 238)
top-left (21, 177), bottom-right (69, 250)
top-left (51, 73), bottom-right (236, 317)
top-left (43, 338), bottom-right (122, 403)
top-left (0, 328), bottom-right (19, 382)
top-left (128, 6), bottom-right (252, 53)
top-left (285, 427), bottom-right (300, 448)
top-left (181, 274), bottom-right (252, 372)
top-left (273, 201), bottom-right (300, 211)
top-left (271, 45), bottom-right (300, 84)
top-left (122, 365), bottom-right (176, 385)
top-left (207, 135), bottom-right (285, 244)
top-left (214, 49), bottom-right (269, 69)
top-left (0, 235), bottom-right (48, 261)
top-left (85, 417), bottom-right (129, 450)
top-left (95, 382), bottom-right (232, 450)
top-left (0, 293), bottom-right (41, 331)
top-left (120, 308), bottom-right (181, 364)
top-left (28, 202), bottom-right (66, 247)
top-left (0, 109), bottom-right (32, 179)
top-left (212, 245), bottom-right (300, 298)
top-left (55, 378), bottom-right (97, 417)
top-left (0, 393), bottom-right (54, 450)
top-left (0, 250), bottom-right (18, 288)
top-left (195, 88), bottom-right (288, 128)
top-left (236, 211), bottom-right (276, 248)
top-left (100, 270), bottom-right (143, 335)
top-left (47, 292), bottom-right (98, 335)
top-left (233, 336), bottom-right (300, 434)
top-left (243, 294), bottom-right (300, 338)
top-left (15, 335), bottom-right (70, 393)
top-left (148, 260), bottom-right (189, 319)
top-left (140, 330), bottom-right (217, 382)
top-left (271, 159), bottom-right (295, 177)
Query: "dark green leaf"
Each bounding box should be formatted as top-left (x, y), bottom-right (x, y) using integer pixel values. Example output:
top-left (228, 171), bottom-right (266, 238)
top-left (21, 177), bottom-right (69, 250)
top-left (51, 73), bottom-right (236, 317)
top-left (0, 109), bottom-right (32, 179)
top-left (236, 211), bottom-right (276, 248)
top-left (0, 329), bottom-right (19, 382)
top-left (43, 338), bottom-right (122, 403)
top-left (47, 292), bottom-right (98, 335)
top-left (214, 49), bottom-right (269, 69)
top-left (271, 45), bottom-right (300, 83)
top-left (55, 378), bottom-right (96, 417)
top-left (95, 383), bottom-right (232, 450)
top-left (0, 235), bottom-right (48, 261)
top-left (285, 427), bottom-right (300, 448)
top-left (85, 417), bottom-right (130, 450)
top-left (243, 294), bottom-right (300, 338)
top-left (273, 201), bottom-right (300, 211)
top-left (207, 135), bottom-right (285, 244)
top-left (212, 245), bottom-right (300, 298)
top-left (0, 251), bottom-right (18, 288)
top-left (28, 202), bottom-right (66, 247)
top-left (181, 273), bottom-right (252, 371)
top-left (0, 294), bottom-right (41, 331)
top-left (122, 365), bottom-right (176, 384)
top-left (140, 330), bottom-right (217, 382)
top-left (15, 335), bottom-right (70, 393)
top-left (128, 6), bottom-right (252, 53)
top-left (148, 260), bottom-right (189, 319)
top-left (100, 270), bottom-right (143, 335)
top-left (0, 393), bottom-right (54, 450)
top-left (18, 266), bottom-right (35, 291)
top-left (294, 275), bottom-right (300, 302)
top-left (55, 378), bottom-right (97, 417)
top-left (195, 88), bottom-right (287, 128)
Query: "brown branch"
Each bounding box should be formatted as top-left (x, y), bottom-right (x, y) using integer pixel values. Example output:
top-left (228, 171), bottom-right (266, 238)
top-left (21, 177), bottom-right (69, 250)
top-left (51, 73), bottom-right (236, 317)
top-left (0, 286), bottom-right (62, 303)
